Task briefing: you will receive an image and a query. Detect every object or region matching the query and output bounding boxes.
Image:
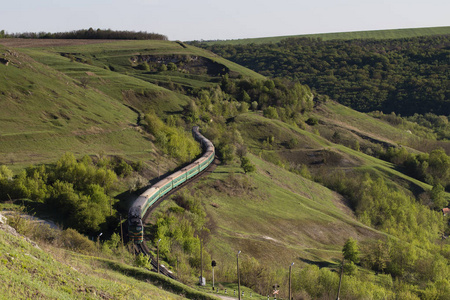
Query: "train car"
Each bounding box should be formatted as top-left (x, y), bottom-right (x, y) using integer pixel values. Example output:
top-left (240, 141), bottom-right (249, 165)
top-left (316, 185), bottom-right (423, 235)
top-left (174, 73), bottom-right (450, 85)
top-left (128, 205), bottom-right (144, 243)
top-left (128, 127), bottom-right (215, 244)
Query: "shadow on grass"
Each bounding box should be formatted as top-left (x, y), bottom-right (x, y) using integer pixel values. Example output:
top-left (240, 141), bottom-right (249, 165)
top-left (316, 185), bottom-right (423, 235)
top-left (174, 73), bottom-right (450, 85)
top-left (299, 258), bottom-right (337, 269)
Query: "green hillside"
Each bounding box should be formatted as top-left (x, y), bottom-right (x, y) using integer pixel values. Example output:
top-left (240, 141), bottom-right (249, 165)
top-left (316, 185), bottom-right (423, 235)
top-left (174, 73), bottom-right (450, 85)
top-left (198, 33), bottom-right (450, 116)
top-left (0, 40), bottom-right (263, 170)
top-left (1, 38), bottom-right (449, 299)
top-left (202, 26), bottom-right (450, 45)
top-left (0, 44), bottom-right (154, 170)
top-left (0, 221), bottom-right (220, 299)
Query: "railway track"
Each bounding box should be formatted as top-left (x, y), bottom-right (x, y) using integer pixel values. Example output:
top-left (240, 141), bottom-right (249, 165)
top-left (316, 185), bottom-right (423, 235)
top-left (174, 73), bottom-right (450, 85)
top-left (135, 156), bottom-right (220, 279)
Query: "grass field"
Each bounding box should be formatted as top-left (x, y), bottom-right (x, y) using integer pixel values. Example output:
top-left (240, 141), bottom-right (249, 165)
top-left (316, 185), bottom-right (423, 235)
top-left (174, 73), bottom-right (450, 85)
top-left (202, 26), bottom-right (450, 45)
top-left (198, 154), bottom-right (383, 266)
top-left (0, 44), bottom-right (162, 171)
top-left (0, 226), bottom-right (221, 299)
top-left (0, 39), bottom-right (263, 171)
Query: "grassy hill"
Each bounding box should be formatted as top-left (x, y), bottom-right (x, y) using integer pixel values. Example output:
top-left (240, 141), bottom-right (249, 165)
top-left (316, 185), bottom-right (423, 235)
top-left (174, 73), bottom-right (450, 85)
top-left (0, 38), bottom-right (449, 299)
top-left (190, 107), bottom-right (438, 265)
top-left (0, 221), bottom-right (220, 299)
top-left (0, 39), bottom-right (262, 171)
top-left (201, 26), bottom-right (450, 45)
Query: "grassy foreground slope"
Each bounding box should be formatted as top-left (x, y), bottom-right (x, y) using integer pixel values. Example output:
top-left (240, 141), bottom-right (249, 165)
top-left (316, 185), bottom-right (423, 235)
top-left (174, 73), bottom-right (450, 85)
top-left (202, 26), bottom-right (450, 45)
top-left (0, 225), bottom-right (217, 299)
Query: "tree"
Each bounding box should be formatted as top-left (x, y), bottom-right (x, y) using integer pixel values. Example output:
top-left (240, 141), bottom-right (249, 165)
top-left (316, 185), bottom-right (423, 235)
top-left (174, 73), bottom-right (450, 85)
top-left (167, 62), bottom-right (177, 71)
top-left (342, 238), bottom-right (360, 264)
top-left (239, 102), bottom-right (249, 113)
top-left (158, 64), bottom-right (168, 72)
top-left (431, 183), bottom-right (448, 210)
top-left (240, 156), bottom-right (256, 174)
top-left (218, 143), bottom-right (235, 164)
top-left (0, 165), bottom-right (13, 180)
top-left (135, 253), bottom-right (151, 269)
top-left (251, 101), bottom-right (258, 111)
top-left (263, 106), bottom-right (279, 119)
top-left (363, 240), bottom-right (390, 274)
top-left (241, 91), bottom-right (251, 103)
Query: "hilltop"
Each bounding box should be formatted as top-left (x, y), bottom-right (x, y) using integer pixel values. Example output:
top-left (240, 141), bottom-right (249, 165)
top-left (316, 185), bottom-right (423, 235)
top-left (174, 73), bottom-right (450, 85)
top-left (199, 26), bottom-right (450, 45)
top-left (196, 32), bottom-right (450, 116)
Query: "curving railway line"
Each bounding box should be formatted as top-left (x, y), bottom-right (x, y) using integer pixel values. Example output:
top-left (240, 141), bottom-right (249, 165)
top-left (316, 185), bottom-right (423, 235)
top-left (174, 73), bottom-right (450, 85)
top-left (128, 126), bottom-right (217, 279)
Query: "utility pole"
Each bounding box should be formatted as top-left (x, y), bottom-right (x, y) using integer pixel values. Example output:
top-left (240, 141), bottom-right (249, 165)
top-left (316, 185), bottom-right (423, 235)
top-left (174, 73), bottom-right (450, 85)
top-left (200, 238), bottom-right (204, 285)
top-left (120, 215), bottom-right (124, 246)
top-left (237, 250), bottom-right (241, 300)
top-left (212, 260), bottom-right (217, 290)
top-left (157, 238), bottom-right (161, 274)
top-left (336, 258), bottom-right (344, 300)
top-left (289, 262), bottom-right (294, 300)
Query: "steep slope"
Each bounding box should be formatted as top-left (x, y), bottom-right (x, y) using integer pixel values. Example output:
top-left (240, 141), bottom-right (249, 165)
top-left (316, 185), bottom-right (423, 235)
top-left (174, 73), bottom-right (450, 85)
top-left (0, 40), bottom-right (263, 170)
top-left (0, 45), bottom-right (158, 170)
top-left (0, 221), bottom-right (220, 299)
top-left (187, 108), bottom-right (439, 264)
top-left (196, 154), bottom-right (382, 264)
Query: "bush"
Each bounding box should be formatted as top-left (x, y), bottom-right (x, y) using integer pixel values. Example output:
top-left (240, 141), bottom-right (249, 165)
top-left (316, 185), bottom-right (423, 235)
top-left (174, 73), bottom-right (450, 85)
top-left (60, 228), bottom-right (96, 253)
top-left (263, 106), bottom-right (279, 119)
top-left (240, 156), bottom-right (256, 174)
top-left (217, 143), bottom-right (235, 164)
top-left (306, 117), bottom-right (319, 126)
top-left (135, 252), bottom-right (151, 269)
top-left (158, 64), bottom-right (168, 72)
top-left (167, 62), bottom-right (177, 71)
top-left (343, 261), bottom-right (358, 275)
top-left (138, 62), bottom-right (150, 71)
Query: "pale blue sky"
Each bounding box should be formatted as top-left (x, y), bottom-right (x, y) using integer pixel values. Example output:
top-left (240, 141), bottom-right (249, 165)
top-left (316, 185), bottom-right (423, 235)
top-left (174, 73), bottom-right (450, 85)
top-left (1, 0), bottom-right (449, 41)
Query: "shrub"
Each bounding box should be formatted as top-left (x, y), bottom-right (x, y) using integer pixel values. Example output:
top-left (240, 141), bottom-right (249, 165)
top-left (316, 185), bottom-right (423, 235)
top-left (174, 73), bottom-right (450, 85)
top-left (263, 106), bottom-right (279, 119)
top-left (158, 64), bottom-right (168, 72)
top-left (306, 117), bottom-right (319, 126)
top-left (135, 252), bottom-right (151, 269)
top-left (60, 228), bottom-right (96, 253)
top-left (167, 62), bottom-right (177, 71)
top-left (240, 156), bottom-right (256, 174)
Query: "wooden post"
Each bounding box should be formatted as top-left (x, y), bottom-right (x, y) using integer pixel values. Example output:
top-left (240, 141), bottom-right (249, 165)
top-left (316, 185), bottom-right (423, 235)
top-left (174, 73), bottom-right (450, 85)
top-left (120, 215), bottom-right (124, 246)
top-left (336, 258), bottom-right (344, 300)
top-left (237, 251), bottom-right (241, 300)
top-left (157, 239), bottom-right (161, 274)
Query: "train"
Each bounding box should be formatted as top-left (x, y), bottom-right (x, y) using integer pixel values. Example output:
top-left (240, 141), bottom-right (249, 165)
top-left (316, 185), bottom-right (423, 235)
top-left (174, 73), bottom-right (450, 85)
top-left (128, 126), bottom-right (215, 243)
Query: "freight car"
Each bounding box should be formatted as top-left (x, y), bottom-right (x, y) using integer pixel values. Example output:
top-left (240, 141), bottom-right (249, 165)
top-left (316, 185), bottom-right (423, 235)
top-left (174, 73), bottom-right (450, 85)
top-left (128, 126), bottom-right (215, 243)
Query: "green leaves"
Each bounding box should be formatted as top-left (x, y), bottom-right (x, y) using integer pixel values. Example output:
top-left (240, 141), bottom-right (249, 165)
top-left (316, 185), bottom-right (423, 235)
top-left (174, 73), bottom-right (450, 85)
top-left (203, 35), bottom-right (450, 115)
top-left (342, 238), bottom-right (360, 264)
top-left (240, 156), bottom-right (256, 174)
top-left (144, 112), bottom-right (201, 162)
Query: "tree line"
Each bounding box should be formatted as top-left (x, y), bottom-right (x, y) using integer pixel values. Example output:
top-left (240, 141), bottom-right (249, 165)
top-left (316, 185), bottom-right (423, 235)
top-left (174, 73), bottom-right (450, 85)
top-left (193, 35), bottom-right (450, 116)
top-left (0, 28), bottom-right (167, 40)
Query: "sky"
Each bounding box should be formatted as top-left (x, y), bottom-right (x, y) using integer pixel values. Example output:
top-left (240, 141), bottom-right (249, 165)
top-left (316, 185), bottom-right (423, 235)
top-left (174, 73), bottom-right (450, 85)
top-left (1, 0), bottom-right (449, 41)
